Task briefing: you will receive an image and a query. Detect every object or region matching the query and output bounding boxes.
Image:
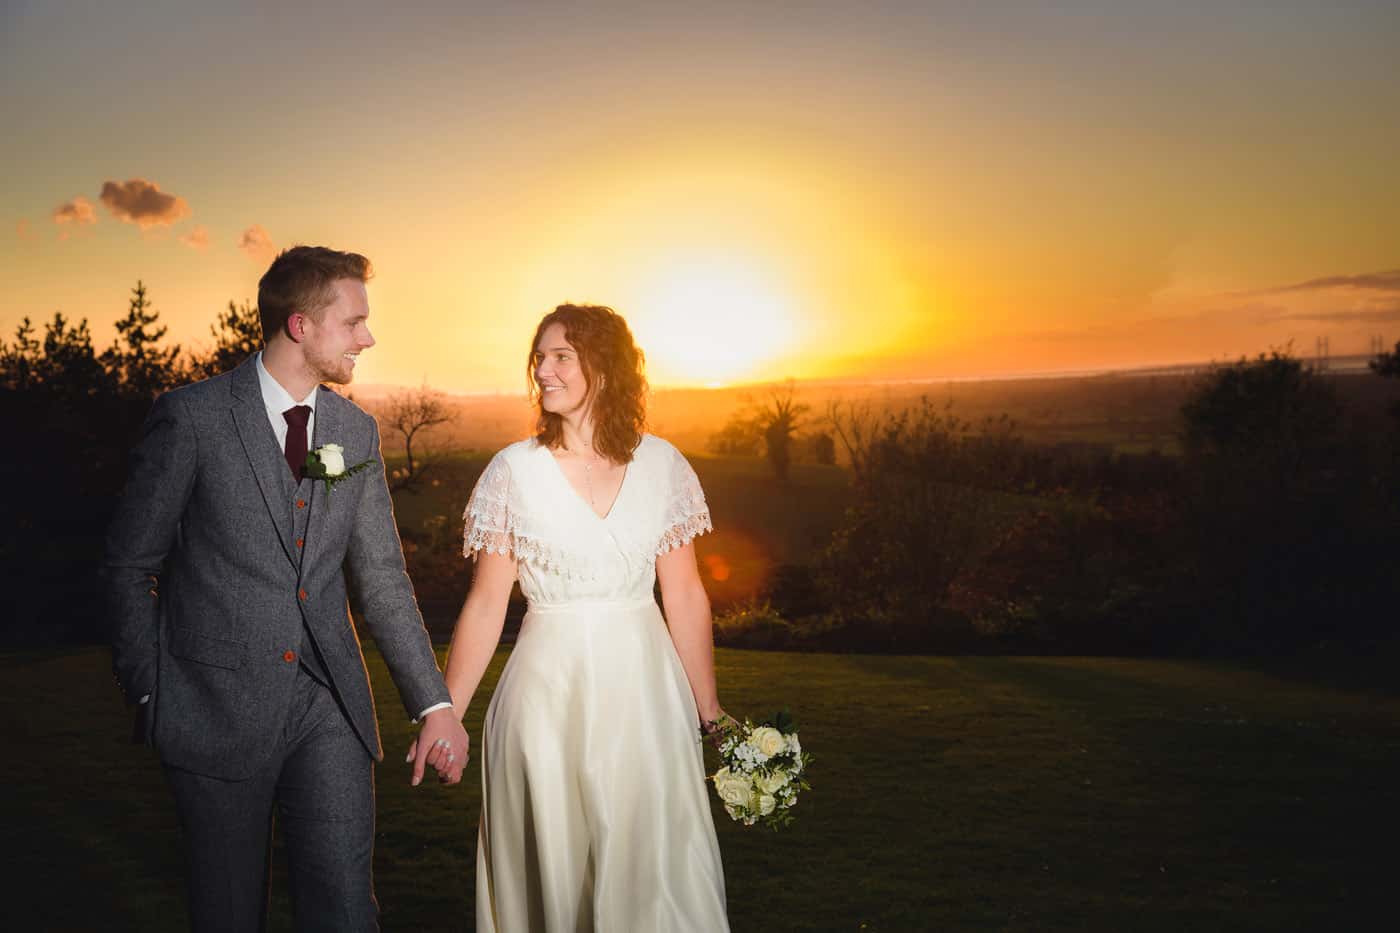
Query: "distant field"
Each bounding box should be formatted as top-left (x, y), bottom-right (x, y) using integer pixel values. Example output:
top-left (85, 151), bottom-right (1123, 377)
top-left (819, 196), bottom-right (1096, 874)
top-left (370, 369), bottom-right (1400, 465)
top-left (3, 647), bottom-right (1395, 931)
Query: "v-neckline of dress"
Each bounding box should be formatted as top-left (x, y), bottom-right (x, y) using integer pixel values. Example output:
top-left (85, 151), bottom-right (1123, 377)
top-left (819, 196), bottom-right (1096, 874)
top-left (540, 442), bottom-right (630, 522)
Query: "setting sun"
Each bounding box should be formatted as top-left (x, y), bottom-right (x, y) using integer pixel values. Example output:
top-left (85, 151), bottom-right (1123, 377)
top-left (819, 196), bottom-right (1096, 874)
top-left (632, 254), bottom-right (797, 387)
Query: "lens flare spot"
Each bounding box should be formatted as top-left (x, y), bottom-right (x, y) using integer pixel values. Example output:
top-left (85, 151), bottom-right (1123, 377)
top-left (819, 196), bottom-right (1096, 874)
top-left (703, 553), bottom-right (732, 582)
top-left (695, 529), bottom-right (771, 608)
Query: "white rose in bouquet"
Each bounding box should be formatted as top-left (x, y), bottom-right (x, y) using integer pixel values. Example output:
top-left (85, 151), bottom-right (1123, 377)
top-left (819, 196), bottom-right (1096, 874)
top-left (748, 726), bottom-right (786, 758)
top-left (758, 794), bottom-right (777, 816)
top-left (318, 443), bottom-right (346, 475)
top-left (713, 768), bottom-right (754, 808)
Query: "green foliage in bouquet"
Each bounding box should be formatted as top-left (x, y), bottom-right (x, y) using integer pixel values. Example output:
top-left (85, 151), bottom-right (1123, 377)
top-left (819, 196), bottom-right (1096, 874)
top-left (703, 708), bottom-right (813, 831)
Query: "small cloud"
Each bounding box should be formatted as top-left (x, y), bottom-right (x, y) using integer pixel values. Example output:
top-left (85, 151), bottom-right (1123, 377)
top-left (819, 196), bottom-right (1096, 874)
top-left (238, 224), bottom-right (276, 262)
top-left (16, 218), bottom-right (36, 241)
top-left (1238, 269), bottom-right (1400, 297)
top-left (1279, 270), bottom-right (1400, 293)
top-left (99, 178), bottom-right (191, 229)
top-left (179, 224), bottom-right (210, 250)
top-left (52, 196), bottom-right (98, 235)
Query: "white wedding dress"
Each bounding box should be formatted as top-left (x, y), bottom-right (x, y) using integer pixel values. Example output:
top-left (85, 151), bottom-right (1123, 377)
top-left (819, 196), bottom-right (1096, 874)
top-left (462, 434), bottom-right (729, 932)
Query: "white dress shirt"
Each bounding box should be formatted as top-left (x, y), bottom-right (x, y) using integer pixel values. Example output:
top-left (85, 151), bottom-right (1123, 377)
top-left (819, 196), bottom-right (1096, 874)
top-left (255, 350), bottom-right (318, 450)
top-left (146, 354), bottom-right (452, 723)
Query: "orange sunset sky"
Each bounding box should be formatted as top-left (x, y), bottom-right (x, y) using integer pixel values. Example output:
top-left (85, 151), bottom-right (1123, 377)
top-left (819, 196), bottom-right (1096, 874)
top-left (3, 2), bottom-right (1398, 392)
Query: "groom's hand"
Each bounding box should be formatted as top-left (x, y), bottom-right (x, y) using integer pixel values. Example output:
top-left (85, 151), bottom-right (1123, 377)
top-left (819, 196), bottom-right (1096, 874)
top-left (408, 708), bottom-right (469, 786)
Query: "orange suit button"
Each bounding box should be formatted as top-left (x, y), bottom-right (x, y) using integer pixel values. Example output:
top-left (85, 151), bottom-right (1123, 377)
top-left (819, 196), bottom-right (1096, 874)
top-left (296, 499), bottom-right (307, 509)
top-left (283, 650), bottom-right (296, 663)
top-left (298, 589), bottom-right (308, 601)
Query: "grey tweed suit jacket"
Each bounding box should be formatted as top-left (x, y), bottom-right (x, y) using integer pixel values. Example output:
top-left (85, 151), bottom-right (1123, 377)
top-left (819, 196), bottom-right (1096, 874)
top-left (104, 357), bottom-right (451, 780)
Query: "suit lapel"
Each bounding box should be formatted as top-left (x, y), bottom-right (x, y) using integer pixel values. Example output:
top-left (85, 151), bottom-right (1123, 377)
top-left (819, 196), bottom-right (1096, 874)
top-left (229, 359), bottom-right (299, 568)
top-left (300, 385), bottom-right (343, 576)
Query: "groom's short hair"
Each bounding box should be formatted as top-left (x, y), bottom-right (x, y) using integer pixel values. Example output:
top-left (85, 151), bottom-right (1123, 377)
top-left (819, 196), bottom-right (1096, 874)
top-left (258, 246), bottom-right (373, 342)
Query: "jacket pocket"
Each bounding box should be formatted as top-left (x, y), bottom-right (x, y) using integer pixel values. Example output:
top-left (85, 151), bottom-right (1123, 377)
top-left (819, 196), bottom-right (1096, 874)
top-left (169, 626), bottom-right (247, 670)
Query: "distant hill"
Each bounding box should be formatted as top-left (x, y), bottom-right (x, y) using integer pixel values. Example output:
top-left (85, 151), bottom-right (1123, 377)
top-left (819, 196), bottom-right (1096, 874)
top-left (362, 362), bottom-right (1400, 460)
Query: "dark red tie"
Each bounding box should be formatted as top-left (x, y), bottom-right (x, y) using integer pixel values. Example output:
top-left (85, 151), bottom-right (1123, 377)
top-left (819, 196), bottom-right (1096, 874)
top-left (283, 405), bottom-right (311, 479)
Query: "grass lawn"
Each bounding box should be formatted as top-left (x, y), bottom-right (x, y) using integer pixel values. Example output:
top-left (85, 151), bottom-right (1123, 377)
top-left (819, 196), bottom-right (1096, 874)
top-left (2, 647), bottom-right (1396, 931)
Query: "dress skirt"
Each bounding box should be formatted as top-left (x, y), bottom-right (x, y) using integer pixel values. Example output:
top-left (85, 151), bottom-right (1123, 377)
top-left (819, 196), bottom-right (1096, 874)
top-left (476, 598), bottom-right (729, 932)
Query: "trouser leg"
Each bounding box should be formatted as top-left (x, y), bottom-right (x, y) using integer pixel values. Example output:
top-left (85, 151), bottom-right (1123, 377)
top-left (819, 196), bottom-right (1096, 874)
top-left (277, 672), bottom-right (379, 933)
top-left (164, 760), bottom-right (278, 933)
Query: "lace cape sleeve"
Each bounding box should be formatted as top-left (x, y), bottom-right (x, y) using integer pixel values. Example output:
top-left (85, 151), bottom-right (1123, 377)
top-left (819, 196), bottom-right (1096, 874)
top-left (462, 452), bottom-right (516, 558)
top-left (657, 444), bottom-right (713, 555)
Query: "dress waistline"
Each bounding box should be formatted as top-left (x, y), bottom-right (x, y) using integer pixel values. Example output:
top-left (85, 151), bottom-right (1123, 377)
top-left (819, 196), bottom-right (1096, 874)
top-left (524, 597), bottom-right (659, 616)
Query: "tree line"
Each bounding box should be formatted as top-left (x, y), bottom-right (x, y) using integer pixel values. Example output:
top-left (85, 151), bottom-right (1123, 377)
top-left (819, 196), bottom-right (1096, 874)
top-left (715, 349), bottom-right (1400, 656)
top-left (7, 280), bottom-right (1400, 658)
top-left (0, 283), bottom-right (448, 645)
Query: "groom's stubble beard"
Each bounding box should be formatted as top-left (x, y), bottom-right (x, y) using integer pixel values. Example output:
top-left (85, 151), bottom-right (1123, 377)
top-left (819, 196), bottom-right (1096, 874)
top-left (305, 341), bottom-right (355, 386)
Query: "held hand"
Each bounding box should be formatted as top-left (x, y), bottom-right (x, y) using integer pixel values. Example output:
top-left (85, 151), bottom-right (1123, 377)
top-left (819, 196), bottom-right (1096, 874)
top-left (407, 708), bottom-right (470, 786)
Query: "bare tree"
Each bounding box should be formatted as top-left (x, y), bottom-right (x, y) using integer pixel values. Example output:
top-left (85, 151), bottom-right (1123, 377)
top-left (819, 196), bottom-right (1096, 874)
top-left (384, 384), bottom-right (452, 487)
top-left (827, 398), bottom-right (877, 485)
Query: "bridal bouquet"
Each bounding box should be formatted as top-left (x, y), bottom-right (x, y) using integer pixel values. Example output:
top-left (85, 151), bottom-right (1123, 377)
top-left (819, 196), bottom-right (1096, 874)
top-left (703, 709), bottom-right (811, 830)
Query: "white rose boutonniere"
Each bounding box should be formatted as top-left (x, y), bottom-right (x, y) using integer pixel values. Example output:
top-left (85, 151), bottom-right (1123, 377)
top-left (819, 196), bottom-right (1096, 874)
top-left (318, 443), bottom-right (346, 475)
top-left (304, 443), bottom-right (375, 496)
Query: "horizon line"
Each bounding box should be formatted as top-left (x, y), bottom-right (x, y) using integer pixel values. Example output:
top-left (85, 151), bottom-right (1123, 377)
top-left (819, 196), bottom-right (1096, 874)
top-left (349, 351), bottom-right (1384, 399)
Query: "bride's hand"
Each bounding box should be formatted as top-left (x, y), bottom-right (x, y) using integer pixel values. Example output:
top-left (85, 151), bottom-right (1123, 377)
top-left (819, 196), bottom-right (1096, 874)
top-left (406, 711), bottom-right (471, 785)
top-left (699, 708), bottom-right (735, 746)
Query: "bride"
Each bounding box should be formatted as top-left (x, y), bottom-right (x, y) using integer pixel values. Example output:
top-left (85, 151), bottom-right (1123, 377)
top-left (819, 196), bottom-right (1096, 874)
top-left (438, 303), bottom-right (730, 931)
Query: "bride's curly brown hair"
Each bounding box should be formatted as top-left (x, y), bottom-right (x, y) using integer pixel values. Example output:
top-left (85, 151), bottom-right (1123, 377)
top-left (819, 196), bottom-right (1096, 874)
top-left (528, 304), bottom-right (648, 463)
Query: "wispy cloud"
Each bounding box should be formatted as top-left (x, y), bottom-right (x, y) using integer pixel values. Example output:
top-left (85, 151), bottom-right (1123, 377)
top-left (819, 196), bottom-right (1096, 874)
top-left (99, 178), bottom-right (190, 229)
top-left (52, 196), bottom-right (97, 237)
top-left (179, 224), bottom-right (210, 250)
top-left (238, 224), bottom-right (275, 262)
top-left (16, 218), bottom-right (36, 241)
top-left (1237, 268), bottom-right (1400, 297)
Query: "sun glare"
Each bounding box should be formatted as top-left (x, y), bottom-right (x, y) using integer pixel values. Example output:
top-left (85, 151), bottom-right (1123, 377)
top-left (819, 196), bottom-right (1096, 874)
top-left (633, 256), bottom-right (795, 386)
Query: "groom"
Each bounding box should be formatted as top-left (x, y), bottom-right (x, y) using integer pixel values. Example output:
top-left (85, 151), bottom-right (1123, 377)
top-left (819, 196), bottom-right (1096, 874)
top-left (104, 246), bottom-right (468, 931)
